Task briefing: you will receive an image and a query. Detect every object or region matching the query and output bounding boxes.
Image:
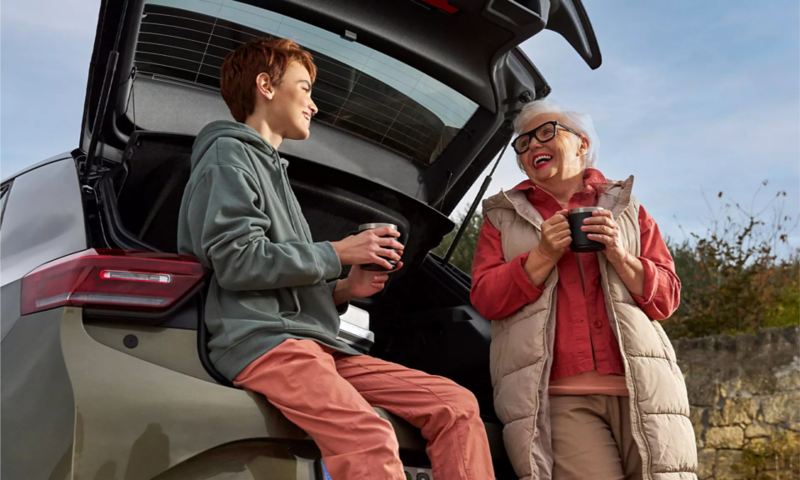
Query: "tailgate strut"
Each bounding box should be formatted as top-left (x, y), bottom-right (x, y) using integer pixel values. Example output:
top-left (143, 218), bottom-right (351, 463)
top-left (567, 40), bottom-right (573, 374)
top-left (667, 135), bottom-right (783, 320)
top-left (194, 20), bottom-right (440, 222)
top-left (85, 0), bottom-right (130, 173)
top-left (441, 138), bottom-right (510, 265)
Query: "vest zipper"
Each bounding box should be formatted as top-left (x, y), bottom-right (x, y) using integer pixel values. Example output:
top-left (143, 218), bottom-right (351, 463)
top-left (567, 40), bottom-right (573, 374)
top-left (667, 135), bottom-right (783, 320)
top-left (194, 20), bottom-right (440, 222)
top-left (600, 258), bottom-right (653, 479)
top-left (531, 282), bottom-right (559, 479)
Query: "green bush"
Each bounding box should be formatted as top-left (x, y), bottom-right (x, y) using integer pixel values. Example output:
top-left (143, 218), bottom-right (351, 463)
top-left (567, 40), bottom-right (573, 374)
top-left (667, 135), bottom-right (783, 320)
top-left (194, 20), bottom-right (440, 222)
top-left (763, 260), bottom-right (800, 330)
top-left (664, 186), bottom-right (799, 338)
top-left (432, 209), bottom-right (483, 275)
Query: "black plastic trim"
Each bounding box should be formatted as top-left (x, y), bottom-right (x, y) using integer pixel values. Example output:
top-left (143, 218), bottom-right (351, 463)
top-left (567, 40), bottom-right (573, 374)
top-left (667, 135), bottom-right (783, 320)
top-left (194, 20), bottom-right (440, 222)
top-left (96, 174), bottom-right (158, 251)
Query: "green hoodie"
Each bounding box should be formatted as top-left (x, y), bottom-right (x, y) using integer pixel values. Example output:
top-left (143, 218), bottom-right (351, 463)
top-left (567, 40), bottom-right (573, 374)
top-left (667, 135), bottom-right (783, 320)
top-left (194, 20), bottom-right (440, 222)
top-left (178, 120), bottom-right (359, 380)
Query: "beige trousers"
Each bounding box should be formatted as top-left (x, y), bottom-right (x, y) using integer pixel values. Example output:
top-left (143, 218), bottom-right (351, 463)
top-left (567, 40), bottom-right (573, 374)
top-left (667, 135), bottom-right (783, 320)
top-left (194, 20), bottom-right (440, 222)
top-left (550, 395), bottom-right (643, 480)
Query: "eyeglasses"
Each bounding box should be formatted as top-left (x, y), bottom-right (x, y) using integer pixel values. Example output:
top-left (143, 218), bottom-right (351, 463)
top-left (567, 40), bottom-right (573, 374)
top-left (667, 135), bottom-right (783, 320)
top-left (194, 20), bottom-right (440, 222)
top-left (511, 121), bottom-right (582, 154)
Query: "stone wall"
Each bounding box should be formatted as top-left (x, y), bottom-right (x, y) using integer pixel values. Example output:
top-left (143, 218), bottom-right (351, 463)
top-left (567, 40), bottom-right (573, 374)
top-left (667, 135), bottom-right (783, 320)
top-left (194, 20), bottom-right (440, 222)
top-left (673, 326), bottom-right (800, 479)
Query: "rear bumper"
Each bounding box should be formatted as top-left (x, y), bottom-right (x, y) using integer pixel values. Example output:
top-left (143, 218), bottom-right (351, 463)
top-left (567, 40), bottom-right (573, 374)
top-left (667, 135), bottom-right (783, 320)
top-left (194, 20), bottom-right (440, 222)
top-left (60, 308), bottom-right (429, 479)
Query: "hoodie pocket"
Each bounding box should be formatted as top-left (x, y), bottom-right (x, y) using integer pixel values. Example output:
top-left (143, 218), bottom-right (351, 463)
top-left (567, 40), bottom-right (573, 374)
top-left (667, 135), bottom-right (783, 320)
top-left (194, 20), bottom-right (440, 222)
top-left (276, 287), bottom-right (301, 320)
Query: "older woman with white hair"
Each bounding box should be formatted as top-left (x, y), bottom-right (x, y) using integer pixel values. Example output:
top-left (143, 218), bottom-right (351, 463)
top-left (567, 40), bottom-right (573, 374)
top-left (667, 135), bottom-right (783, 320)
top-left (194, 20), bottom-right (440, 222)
top-left (470, 100), bottom-right (697, 480)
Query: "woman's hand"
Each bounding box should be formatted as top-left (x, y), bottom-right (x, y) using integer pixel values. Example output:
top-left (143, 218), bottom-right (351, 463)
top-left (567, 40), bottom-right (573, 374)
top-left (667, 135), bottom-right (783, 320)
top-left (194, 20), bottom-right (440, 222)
top-left (524, 210), bottom-right (570, 287)
top-left (335, 262), bottom-right (404, 302)
top-left (331, 226), bottom-right (404, 268)
top-left (581, 209), bottom-right (627, 265)
top-left (581, 209), bottom-right (646, 296)
top-left (537, 209), bottom-right (571, 262)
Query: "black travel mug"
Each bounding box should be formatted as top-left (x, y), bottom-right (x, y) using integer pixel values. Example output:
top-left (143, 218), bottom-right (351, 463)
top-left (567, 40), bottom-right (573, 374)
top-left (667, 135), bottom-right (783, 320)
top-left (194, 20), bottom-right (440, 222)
top-left (567, 207), bottom-right (606, 252)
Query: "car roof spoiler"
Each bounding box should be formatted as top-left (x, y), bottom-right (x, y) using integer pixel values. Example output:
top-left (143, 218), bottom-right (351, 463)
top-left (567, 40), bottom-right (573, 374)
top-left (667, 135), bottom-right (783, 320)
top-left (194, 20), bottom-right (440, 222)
top-left (544, 0), bottom-right (602, 69)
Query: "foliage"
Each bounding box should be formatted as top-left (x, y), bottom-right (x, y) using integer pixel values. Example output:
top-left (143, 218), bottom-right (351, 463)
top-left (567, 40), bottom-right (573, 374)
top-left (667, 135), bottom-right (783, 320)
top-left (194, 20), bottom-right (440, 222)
top-left (734, 432), bottom-right (800, 479)
top-left (664, 184), bottom-right (799, 338)
top-left (432, 208), bottom-right (484, 275)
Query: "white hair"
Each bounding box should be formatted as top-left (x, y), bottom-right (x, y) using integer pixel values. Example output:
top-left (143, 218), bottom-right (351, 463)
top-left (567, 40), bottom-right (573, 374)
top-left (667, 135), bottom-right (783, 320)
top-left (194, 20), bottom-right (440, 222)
top-left (512, 99), bottom-right (599, 168)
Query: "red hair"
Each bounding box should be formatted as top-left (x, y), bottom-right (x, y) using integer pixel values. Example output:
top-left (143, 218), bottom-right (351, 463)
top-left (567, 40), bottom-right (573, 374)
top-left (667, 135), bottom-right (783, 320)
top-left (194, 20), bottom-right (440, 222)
top-left (220, 38), bottom-right (317, 122)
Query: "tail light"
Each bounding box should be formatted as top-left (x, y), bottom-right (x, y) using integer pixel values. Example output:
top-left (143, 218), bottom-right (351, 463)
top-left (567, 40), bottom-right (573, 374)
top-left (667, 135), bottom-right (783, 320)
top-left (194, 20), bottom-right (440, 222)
top-left (420, 0), bottom-right (458, 14)
top-left (21, 249), bottom-right (205, 315)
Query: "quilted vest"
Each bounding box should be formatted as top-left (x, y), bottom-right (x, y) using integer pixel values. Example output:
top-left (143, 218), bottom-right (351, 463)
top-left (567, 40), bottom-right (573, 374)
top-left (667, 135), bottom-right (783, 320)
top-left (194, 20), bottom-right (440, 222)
top-left (482, 176), bottom-right (697, 480)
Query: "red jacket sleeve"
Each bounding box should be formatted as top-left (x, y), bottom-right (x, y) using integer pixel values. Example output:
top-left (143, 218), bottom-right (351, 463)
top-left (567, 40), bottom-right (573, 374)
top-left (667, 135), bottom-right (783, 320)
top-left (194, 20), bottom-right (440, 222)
top-left (631, 204), bottom-right (682, 320)
top-left (470, 217), bottom-right (544, 320)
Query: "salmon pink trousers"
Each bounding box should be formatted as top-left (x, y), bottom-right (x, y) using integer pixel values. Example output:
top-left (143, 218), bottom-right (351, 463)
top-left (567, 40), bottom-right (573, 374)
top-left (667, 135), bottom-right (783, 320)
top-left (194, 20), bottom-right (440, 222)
top-left (234, 338), bottom-right (495, 480)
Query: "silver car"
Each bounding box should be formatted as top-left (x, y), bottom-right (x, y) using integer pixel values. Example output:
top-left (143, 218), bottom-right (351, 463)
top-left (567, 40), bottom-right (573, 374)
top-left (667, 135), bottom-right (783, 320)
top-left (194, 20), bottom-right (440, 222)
top-left (0, 0), bottom-right (600, 478)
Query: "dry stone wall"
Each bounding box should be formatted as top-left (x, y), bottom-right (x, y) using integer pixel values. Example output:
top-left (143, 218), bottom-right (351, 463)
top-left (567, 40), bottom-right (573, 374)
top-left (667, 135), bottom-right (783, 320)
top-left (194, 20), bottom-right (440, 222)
top-left (673, 326), bottom-right (800, 479)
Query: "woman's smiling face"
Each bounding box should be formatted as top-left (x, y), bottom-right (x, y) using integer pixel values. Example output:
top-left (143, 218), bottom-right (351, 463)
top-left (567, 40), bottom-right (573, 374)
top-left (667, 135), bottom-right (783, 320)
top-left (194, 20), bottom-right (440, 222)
top-left (517, 112), bottom-right (588, 187)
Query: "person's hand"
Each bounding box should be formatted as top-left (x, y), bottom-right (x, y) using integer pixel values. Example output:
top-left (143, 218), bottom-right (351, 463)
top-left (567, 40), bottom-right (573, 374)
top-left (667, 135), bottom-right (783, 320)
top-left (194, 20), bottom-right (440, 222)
top-left (338, 261), bottom-right (404, 300)
top-left (536, 209), bottom-right (571, 263)
top-left (331, 226), bottom-right (404, 268)
top-left (581, 209), bottom-right (627, 265)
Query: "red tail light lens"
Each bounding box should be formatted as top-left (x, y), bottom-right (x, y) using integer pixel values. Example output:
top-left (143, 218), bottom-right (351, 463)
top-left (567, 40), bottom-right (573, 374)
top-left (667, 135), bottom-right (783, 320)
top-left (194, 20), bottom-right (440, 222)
top-left (21, 249), bottom-right (205, 315)
top-left (420, 0), bottom-right (458, 13)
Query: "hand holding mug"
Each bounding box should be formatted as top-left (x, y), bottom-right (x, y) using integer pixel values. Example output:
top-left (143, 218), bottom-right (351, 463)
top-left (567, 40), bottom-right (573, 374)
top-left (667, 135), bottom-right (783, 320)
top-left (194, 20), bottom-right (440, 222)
top-left (579, 208), bottom-right (627, 264)
top-left (345, 261), bottom-right (405, 298)
top-left (331, 223), bottom-right (404, 270)
top-left (356, 223), bottom-right (403, 271)
top-left (537, 210), bottom-right (571, 262)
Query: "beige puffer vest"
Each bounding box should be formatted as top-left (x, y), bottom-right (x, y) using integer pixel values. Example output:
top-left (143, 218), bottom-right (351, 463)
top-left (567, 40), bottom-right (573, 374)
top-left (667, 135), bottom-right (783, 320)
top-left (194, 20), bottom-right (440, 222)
top-left (482, 176), bottom-right (697, 480)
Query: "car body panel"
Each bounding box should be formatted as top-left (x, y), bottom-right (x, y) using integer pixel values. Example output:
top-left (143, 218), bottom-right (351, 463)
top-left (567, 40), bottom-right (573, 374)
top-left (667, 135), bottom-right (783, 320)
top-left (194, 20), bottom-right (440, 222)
top-left (1, 307), bottom-right (75, 480)
top-left (61, 308), bottom-right (430, 479)
top-left (152, 442), bottom-right (320, 479)
top-left (0, 158), bottom-right (87, 340)
top-left (0, 158), bottom-right (87, 287)
top-left (84, 322), bottom-right (217, 383)
top-left (0, 151), bottom-right (74, 184)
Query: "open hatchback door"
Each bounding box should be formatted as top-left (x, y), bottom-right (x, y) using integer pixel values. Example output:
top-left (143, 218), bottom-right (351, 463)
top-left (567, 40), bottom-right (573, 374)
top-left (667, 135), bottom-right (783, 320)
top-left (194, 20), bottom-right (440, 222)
top-left (81, 0), bottom-right (601, 218)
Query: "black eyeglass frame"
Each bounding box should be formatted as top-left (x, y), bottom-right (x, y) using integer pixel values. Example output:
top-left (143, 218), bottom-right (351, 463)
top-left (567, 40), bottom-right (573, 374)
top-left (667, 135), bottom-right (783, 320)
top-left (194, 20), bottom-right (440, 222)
top-left (511, 121), bottom-right (582, 154)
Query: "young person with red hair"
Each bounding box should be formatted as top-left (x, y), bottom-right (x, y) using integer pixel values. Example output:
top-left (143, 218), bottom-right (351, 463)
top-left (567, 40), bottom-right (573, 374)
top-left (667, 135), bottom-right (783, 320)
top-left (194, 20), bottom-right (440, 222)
top-left (178, 38), bottom-right (495, 480)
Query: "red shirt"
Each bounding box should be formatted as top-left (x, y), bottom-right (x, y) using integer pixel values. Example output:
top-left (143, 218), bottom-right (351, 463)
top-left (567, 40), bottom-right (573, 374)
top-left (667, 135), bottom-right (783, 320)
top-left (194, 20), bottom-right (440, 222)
top-left (470, 169), bottom-right (681, 381)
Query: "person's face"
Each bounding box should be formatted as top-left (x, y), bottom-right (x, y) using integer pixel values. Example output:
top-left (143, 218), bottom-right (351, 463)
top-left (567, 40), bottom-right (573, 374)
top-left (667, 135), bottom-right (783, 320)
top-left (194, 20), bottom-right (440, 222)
top-left (265, 61), bottom-right (318, 140)
top-left (516, 112), bottom-right (587, 186)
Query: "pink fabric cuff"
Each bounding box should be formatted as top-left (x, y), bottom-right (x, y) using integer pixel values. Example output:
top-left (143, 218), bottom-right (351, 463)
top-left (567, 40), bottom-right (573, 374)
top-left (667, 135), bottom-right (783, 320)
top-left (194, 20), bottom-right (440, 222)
top-left (631, 256), bottom-right (657, 307)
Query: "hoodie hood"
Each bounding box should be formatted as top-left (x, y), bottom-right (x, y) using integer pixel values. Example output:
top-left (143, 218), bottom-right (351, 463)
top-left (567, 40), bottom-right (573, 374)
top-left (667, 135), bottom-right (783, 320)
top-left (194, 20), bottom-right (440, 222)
top-left (192, 120), bottom-right (280, 168)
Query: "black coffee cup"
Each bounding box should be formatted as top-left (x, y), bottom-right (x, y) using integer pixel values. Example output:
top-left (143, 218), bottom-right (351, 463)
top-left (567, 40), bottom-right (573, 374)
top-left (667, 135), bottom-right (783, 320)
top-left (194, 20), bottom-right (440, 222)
top-left (568, 207), bottom-right (605, 252)
top-left (357, 222), bottom-right (400, 271)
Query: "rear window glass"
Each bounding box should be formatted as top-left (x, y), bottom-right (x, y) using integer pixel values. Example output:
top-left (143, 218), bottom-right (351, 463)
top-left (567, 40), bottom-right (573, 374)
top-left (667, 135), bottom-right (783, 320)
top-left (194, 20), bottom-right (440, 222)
top-left (137, 0), bottom-right (478, 166)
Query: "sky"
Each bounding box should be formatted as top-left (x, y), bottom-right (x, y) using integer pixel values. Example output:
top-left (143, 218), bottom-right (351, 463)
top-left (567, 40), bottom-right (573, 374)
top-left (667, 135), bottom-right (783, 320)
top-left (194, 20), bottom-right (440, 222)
top-left (2, 0), bottom-right (799, 253)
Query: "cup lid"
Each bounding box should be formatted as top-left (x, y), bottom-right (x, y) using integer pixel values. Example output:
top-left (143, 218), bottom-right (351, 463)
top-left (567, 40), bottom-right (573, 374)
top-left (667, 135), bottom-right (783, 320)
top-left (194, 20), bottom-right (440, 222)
top-left (358, 222), bottom-right (397, 231)
top-left (569, 206), bottom-right (604, 214)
